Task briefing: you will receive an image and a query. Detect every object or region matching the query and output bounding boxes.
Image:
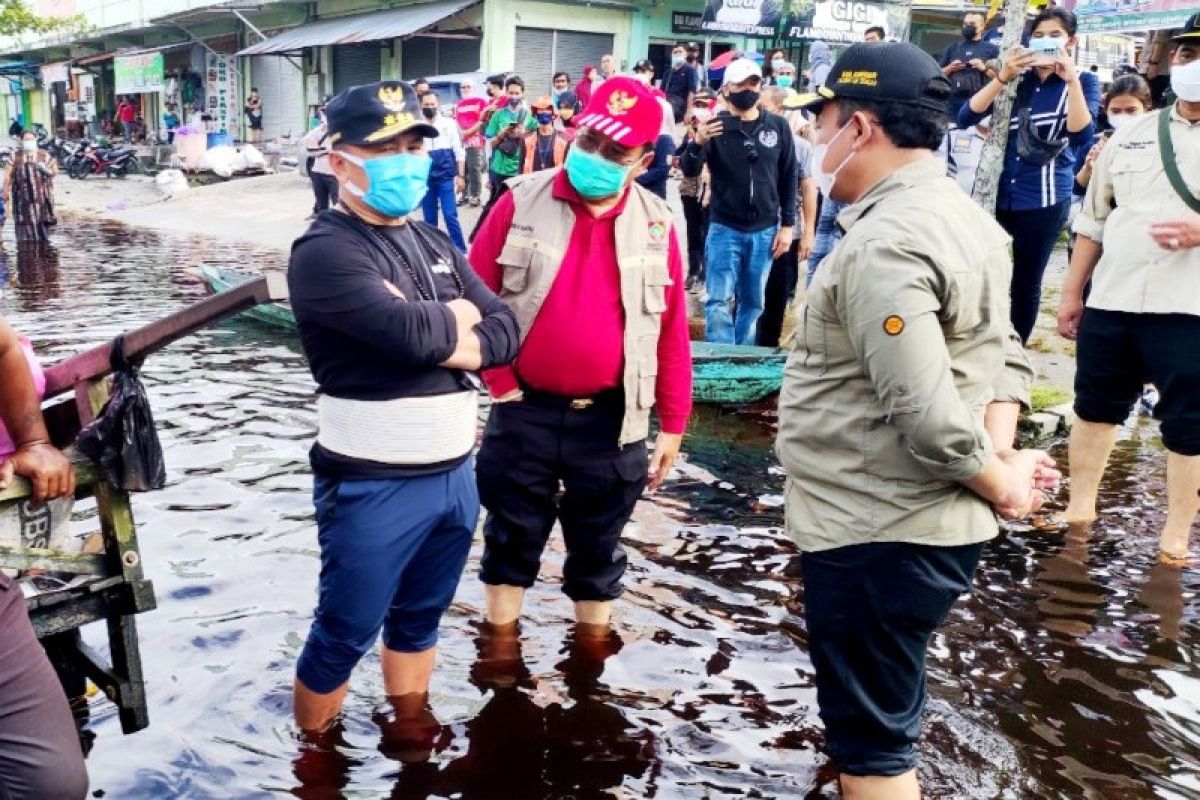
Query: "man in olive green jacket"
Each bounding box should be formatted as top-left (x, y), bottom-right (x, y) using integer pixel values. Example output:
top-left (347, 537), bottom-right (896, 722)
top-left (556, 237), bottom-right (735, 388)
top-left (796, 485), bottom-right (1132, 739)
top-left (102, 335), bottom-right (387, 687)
top-left (779, 43), bottom-right (1059, 800)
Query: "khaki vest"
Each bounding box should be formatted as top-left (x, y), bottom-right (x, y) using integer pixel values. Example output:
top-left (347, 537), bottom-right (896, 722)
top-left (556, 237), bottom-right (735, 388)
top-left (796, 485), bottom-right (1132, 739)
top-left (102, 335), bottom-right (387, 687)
top-left (498, 169), bottom-right (673, 446)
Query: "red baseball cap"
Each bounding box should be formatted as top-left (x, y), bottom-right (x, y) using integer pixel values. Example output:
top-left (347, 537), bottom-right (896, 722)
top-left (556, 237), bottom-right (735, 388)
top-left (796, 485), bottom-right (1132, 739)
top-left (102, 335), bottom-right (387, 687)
top-left (575, 76), bottom-right (663, 148)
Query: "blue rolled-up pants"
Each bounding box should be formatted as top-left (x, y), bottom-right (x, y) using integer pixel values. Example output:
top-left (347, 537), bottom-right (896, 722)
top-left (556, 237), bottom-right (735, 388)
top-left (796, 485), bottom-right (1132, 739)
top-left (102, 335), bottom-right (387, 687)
top-left (296, 459), bottom-right (477, 695)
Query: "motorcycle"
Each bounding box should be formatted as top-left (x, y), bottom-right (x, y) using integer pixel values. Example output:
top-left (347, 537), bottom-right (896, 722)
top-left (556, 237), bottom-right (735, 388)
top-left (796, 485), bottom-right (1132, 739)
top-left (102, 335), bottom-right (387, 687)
top-left (45, 136), bottom-right (82, 169)
top-left (67, 142), bottom-right (142, 179)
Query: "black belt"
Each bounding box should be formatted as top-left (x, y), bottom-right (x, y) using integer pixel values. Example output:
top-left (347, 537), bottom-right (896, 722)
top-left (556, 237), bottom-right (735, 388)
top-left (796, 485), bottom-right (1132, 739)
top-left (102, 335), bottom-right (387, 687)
top-left (518, 384), bottom-right (623, 411)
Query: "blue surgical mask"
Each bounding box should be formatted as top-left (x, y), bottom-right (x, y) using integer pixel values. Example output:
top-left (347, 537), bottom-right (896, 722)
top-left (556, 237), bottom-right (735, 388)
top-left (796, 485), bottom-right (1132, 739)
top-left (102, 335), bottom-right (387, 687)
top-left (564, 146), bottom-right (632, 200)
top-left (777, 75), bottom-right (794, 89)
top-left (672, 54), bottom-right (685, 67)
top-left (536, 112), bottom-right (554, 125)
top-left (339, 151), bottom-right (430, 218)
top-left (508, 97), bottom-right (521, 108)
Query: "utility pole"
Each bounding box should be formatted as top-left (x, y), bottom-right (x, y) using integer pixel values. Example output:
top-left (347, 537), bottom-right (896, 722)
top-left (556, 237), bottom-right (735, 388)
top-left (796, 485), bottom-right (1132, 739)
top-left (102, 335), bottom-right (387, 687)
top-left (971, 0), bottom-right (1030, 214)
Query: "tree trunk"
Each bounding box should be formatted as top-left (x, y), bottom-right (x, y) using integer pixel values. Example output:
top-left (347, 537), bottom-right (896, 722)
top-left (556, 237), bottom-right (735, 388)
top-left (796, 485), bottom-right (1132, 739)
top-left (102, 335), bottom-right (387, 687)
top-left (971, 0), bottom-right (1031, 214)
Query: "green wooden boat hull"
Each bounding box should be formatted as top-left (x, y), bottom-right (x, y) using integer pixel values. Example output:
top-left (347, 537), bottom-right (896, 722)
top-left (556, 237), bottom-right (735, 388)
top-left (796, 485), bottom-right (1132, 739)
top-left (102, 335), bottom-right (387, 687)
top-left (199, 267), bottom-right (786, 405)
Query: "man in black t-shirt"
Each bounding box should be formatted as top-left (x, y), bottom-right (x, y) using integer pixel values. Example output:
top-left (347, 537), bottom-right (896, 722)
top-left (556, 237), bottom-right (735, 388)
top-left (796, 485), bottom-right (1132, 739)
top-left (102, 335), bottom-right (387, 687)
top-left (664, 43), bottom-right (701, 123)
top-left (288, 80), bottom-right (518, 738)
top-left (940, 11), bottom-right (1000, 122)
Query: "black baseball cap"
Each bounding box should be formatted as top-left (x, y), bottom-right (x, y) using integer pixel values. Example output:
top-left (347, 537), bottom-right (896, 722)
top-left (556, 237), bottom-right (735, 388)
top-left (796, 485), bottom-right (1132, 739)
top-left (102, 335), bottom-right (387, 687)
top-left (1173, 12), bottom-right (1200, 43)
top-left (795, 42), bottom-right (950, 114)
top-left (324, 80), bottom-right (437, 147)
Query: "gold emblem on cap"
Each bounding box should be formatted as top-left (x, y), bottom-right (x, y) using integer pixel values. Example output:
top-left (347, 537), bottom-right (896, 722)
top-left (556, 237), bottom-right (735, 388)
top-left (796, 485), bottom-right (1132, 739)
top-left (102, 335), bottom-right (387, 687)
top-left (378, 85), bottom-right (407, 112)
top-left (607, 90), bottom-right (637, 117)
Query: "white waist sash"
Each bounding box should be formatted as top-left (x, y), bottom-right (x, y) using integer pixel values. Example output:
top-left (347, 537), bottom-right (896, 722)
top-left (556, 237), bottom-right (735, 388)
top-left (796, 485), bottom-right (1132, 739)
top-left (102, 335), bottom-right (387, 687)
top-left (317, 391), bottom-right (478, 465)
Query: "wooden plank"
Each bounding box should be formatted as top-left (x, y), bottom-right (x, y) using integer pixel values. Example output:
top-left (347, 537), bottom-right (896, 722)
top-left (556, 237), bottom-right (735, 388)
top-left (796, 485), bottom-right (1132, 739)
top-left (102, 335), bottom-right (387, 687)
top-left (42, 273), bottom-right (289, 399)
top-left (0, 546), bottom-right (106, 574)
top-left (0, 458), bottom-right (100, 504)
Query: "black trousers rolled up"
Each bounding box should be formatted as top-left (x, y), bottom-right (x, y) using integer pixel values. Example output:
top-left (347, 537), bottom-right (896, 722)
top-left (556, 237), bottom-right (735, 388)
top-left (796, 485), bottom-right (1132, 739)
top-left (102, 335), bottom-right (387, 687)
top-left (476, 394), bottom-right (648, 602)
top-left (0, 575), bottom-right (88, 800)
top-left (757, 238), bottom-right (800, 348)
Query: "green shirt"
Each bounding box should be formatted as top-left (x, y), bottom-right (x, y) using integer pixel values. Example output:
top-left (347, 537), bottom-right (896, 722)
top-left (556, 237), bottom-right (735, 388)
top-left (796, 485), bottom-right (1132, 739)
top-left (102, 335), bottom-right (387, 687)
top-left (485, 105), bottom-right (537, 177)
top-left (776, 157), bottom-right (1033, 553)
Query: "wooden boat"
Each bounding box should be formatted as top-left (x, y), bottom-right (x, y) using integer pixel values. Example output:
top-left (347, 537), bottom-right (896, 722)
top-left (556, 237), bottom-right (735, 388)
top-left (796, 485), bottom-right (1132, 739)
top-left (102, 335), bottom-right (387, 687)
top-left (2, 274), bottom-right (289, 736)
top-left (199, 267), bottom-right (787, 405)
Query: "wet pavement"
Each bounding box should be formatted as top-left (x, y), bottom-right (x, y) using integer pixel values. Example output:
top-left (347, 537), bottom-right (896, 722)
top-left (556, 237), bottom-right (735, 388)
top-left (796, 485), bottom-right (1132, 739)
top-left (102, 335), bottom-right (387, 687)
top-left (1, 218), bottom-right (1197, 799)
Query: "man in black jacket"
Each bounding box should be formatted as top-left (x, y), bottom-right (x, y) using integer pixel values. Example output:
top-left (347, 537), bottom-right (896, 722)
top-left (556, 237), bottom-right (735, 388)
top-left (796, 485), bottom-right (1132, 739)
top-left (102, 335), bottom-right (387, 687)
top-left (681, 57), bottom-right (798, 344)
top-left (287, 80), bottom-right (519, 736)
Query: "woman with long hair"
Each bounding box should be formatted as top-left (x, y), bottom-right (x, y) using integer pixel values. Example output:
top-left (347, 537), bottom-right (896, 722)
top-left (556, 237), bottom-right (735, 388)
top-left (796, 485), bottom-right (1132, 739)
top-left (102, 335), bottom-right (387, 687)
top-left (960, 7), bottom-right (1101, 343)
top-left (3, 132), bottom-right (58, 243)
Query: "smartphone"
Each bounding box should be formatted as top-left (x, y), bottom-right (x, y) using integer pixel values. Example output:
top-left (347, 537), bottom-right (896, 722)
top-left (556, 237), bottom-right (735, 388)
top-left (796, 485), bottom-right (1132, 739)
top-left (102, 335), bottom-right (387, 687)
top-left (1027, 38), bottom-right (1062, 67)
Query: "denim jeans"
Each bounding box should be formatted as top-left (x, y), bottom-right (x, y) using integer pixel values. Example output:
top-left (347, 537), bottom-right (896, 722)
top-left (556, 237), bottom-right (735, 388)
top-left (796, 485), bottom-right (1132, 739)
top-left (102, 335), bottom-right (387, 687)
top-left (422, 178), bottom-right (466, 252)
top-left (806, 196), bottom-right (846, 287)
top-left (704, 221), bottom-right (777, 345)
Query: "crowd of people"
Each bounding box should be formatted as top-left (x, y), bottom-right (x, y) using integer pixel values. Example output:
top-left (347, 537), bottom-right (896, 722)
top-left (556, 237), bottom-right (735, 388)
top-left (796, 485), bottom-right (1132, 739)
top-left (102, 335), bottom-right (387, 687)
top-left (1, 10), bottom-right (1198, 800)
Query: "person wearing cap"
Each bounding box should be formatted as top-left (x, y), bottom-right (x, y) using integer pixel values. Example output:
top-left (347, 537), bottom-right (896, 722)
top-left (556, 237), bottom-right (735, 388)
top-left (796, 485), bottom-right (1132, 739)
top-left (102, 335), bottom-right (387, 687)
top-left (520, 96), bottom-right (568, 174)
top-left (555, 90), bottom-right (580, 143)
top-left (778, 43), bottom-right (1054, 794)
top-left (286, 80), bottom-right (520, 734)
top-left (456, 79), bottom-right (488, 207)
top-left (419, 90), bottom-right (467, 251)
top-left (468, 76), bottom-right (692, 648)
top-left (1056, 21), bottom-right (1200, 561)
top-left (959, 7), bottom-right (1101, 344)
top-left (665, 42), bottom-right (702, 124)
top-left (679, 89), bottom-right (716, 289)
top-left (681, 57), bottom-right (798, 345)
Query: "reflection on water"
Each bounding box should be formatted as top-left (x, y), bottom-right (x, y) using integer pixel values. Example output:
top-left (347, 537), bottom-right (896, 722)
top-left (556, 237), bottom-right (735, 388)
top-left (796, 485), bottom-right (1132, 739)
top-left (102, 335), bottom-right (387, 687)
top-left (1, 218), bottom-right (1197, 799)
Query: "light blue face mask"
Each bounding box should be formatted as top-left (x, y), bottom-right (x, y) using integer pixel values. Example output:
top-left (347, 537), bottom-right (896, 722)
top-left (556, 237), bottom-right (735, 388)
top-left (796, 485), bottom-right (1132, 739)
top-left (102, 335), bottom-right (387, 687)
top-left (564, 145), bottom-right (632, 200)
top-left (339, 151), bottom-right (431, 218)
top-left (776, 75), bottom-right (794, 89)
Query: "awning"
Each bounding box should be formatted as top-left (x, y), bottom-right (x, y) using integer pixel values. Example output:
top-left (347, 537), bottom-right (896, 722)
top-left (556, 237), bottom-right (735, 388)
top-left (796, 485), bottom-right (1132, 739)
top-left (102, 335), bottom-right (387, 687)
top-left (151, 0), bottom-right (305, 27)
top-left (0, 60), bottom-right (40, 76)
top-left (237, 0), bottom-right (478, 56)
top-left (74, 51), bottom-right (118, 66)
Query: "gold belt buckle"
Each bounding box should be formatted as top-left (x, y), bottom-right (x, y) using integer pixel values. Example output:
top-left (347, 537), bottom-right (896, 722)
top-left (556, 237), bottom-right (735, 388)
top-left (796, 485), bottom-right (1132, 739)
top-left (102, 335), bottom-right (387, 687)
top-left (569, 398), bottom-right (594, 410)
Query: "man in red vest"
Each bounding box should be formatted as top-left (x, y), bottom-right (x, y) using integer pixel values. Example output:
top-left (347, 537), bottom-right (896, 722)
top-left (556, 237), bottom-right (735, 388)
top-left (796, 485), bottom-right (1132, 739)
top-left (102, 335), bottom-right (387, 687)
top-left (469, 77), bottom-right (692, 652)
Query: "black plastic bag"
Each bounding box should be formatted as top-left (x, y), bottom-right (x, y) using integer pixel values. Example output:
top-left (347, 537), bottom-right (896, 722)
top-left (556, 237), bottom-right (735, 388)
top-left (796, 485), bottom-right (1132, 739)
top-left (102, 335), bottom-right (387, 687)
top-left (76, 336), bottom-right (167, 492)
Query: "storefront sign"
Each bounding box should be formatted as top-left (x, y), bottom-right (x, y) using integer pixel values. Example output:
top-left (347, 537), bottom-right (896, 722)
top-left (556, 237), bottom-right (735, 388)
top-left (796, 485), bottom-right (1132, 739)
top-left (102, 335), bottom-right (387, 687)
top-left (205, 53), bottom-right (239, 133)
top-left (65, 72), bottom-right (95, 123)
top-left (672, 10), bottom-right (705, 34)
top-left (114, 53), bottom-right (165, 94)
top-left (1077, 32), bottom-right (1137, 68)
top-left (1064, 0), bottom-right (1194, 35)
top-left (40, 62), bottom-right (68, 84)
top-left (781, 0), bottom-right (909, 43)
top-left (701, 0), bottom-right (782, 37)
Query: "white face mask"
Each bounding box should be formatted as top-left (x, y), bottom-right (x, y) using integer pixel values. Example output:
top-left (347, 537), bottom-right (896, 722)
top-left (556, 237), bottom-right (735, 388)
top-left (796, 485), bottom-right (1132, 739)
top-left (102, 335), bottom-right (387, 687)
top-left (1171, 59), bottom-right (1200, 103)
top-left (810, 119), bottom-right (858, 199)
top-left (1107, 112), bottom-right (1140, 131)
top-left (21, 139), bottom-right (36, 153)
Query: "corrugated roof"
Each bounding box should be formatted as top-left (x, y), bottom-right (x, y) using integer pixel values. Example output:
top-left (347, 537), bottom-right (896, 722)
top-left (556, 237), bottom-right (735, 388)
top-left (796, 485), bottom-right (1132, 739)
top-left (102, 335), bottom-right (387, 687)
top-left (237, 0), bottom-right (478, 56)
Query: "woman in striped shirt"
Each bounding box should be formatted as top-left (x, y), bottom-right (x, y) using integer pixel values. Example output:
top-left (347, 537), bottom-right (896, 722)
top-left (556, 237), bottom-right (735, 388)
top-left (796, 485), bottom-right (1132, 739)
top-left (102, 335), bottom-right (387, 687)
top-left (960, 7), bottom-right (1100, 344)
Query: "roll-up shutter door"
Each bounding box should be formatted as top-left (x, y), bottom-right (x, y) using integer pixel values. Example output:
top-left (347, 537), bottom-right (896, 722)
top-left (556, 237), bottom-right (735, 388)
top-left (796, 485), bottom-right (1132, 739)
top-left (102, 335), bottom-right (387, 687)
top-left (403, 38), bottom-right (438, 80)
top-left (332, 42), bottom-right (382, 93)
top-left (554, 31), bottom-right (613, 93)
top-left (436, 38), bottom-right (479, 74)
top-left (514, 28), bottom-right (554, 97)
top-left (514, 28), bottom-right (613, 98)
top-left (251, 55), bottom-right (306, 140)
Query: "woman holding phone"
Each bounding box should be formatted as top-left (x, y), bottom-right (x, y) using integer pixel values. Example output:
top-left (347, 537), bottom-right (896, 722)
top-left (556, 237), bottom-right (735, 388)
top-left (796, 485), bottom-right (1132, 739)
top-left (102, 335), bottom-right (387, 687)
top-left (959, 7), bottom-right (1100, 344)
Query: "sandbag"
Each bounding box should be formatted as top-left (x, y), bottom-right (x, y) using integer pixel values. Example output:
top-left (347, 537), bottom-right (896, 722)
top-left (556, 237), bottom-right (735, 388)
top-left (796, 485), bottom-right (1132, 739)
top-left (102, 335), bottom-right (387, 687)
top-left (241, 143), bottom-right (266, 171)
top-left (155, 168), bottom-right (189, 197)
top-left (75, 336), bottom-right (167, 492)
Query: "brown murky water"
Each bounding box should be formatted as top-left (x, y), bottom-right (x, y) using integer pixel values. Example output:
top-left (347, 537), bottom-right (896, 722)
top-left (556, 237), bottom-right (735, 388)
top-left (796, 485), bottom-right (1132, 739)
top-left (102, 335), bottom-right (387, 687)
top-left (1, 219), bottom-right (1196, 799)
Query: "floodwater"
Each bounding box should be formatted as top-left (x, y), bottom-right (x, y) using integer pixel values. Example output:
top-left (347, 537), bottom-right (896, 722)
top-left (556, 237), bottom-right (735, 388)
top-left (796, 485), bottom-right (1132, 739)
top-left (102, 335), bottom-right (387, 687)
top-left (2, 217), bottom-right (1197, 799)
